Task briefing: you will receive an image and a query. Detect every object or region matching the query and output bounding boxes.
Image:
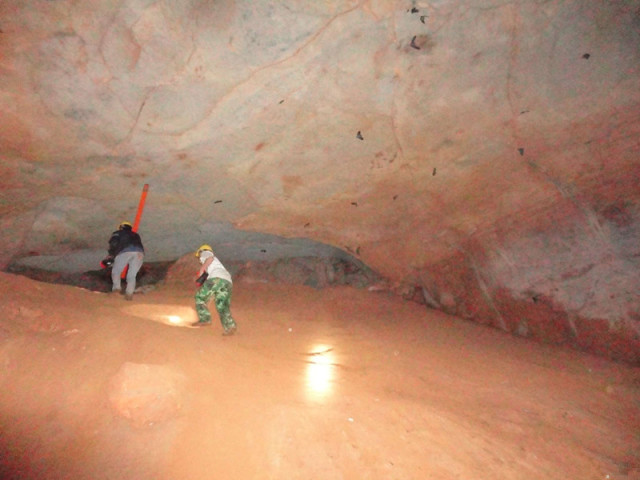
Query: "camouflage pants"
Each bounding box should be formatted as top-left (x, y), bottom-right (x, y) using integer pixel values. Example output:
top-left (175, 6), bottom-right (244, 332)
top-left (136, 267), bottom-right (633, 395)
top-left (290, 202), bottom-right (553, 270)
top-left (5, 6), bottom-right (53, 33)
top-left (195, 277), bottom-right (236, 331)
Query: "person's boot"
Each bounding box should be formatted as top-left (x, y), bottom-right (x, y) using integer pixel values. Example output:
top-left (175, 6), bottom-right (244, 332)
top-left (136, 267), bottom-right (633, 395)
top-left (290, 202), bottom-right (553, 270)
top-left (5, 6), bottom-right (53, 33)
top-left (222, 325), bottom-right (237, 336)
top-left (125, 293), bottom-right (133, 301)
top-left (190, 321), bottom-right (211, 327)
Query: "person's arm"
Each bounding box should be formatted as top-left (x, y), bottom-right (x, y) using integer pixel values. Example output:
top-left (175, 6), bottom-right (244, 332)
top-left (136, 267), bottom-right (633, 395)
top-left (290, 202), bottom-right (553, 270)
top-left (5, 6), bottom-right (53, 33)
top-left (195, 255), bottom-right (213, 286)
top-left (107, 233), bottom-right (120, 256)
top-left (198, 256), bottom-right (214, 276)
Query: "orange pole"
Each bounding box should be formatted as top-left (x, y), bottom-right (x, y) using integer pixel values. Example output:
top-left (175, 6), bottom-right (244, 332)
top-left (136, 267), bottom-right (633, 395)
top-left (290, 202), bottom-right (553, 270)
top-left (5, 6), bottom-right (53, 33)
top-left (122, 184), bottom-right (149, 279)
top-left (132, 183), bottom-right (149, 233)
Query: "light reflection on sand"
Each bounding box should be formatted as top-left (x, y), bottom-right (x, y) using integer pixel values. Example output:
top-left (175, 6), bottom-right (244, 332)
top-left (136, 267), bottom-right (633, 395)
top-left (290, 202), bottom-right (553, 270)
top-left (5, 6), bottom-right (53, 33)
top-left (122, 304), bottom-right (199, 327)
top-left (304, 345), bottom-right (335, 401)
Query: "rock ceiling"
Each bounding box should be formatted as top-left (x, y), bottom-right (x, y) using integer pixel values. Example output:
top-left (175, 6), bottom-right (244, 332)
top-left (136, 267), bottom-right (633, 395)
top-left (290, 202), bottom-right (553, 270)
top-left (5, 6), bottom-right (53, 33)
top-left (1, 0), bottom-right (639, 362)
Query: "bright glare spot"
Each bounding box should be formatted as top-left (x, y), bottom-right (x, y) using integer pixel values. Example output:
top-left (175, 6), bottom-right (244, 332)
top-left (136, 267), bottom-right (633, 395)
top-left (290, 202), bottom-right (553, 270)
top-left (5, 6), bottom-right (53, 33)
top-left (305, 344), bottom-right (334, 400)
top-left (123, 304), bottom-right (197, 328)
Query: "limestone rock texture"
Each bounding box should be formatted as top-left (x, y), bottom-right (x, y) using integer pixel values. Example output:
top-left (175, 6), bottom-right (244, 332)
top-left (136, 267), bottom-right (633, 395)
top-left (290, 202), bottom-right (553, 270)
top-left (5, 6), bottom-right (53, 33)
top-left (1, 1), bottom-right (639, 362)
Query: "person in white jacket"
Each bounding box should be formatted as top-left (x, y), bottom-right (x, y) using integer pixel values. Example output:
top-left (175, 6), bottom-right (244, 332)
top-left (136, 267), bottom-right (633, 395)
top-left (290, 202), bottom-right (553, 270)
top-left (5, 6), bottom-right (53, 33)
top-left (192, 244), bottom-right (237, 335)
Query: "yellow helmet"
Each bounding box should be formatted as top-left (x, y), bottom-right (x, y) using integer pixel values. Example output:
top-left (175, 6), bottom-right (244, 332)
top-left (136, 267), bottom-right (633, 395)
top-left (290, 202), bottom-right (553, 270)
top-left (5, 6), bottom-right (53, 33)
top-left (195, 244), bottom-right (213, 257)
top-left (119, 221), bottom-right (133, 230)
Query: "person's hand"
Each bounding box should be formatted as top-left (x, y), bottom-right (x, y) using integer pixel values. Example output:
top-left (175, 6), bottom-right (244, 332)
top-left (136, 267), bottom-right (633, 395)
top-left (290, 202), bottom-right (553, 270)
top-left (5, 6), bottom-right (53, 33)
top-left (195, 272), bottom-right (209, 286)
top-left (100, 256), bottom-right (114, 268)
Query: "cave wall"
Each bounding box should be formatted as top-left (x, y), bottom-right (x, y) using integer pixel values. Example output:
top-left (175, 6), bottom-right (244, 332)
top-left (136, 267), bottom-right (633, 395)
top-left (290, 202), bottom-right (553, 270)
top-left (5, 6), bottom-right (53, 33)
top-left (0, 0), bottom-right (639, 362)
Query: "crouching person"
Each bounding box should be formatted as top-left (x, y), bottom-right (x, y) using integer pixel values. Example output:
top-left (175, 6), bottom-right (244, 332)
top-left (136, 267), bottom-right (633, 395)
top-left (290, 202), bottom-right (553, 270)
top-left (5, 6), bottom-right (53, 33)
top-left (107, 221), bottom-right (144, 301)
top-left (192, 244), bottom-right (237, 336)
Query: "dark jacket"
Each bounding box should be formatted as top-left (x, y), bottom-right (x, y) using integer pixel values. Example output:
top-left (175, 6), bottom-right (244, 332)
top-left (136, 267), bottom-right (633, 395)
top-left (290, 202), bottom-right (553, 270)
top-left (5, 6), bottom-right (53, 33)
top-left (108, 228), bottom-right (144, 257)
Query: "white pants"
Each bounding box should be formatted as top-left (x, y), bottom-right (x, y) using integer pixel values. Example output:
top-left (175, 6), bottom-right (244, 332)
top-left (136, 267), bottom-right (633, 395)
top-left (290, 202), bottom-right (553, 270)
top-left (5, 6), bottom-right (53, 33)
top-left (112, 251), bottom-right (144, 295)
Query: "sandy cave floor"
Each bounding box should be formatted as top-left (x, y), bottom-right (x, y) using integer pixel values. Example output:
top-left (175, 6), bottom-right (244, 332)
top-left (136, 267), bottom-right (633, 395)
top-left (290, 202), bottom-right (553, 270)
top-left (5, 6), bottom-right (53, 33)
top-left (0, 271), bottom-right (638, 480)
